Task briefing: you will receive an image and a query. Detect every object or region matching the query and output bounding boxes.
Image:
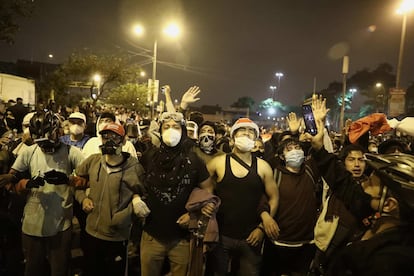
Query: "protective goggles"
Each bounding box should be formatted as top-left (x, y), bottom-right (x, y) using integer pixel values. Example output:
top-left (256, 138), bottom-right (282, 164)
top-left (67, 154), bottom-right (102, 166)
top-left (101, 132), bottom-right (123, 144)
top-left (160, 112), bottom-right (184, 124)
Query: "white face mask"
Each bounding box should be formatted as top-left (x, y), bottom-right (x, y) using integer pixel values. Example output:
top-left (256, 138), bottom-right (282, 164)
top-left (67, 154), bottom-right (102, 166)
top-left (70, 124), bottom-right (84, 135)
top-left (234, 136), bottom-right (255, 152)
top-left (285, 149), bottom-right (305, 168)
top-left (162, 128), bottom-right (181, 147)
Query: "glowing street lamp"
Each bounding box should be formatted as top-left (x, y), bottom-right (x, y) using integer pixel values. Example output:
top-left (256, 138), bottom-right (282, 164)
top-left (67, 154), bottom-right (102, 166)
top-left (375, 82), bottom-right (386, 113)
top-left (269, 85), bottom-right (277, 100)
top-left (132, 22), bottom-right (181, 117)
top-left (274, 72), bottom-right (284, 101)
top-left (395, 0), bottom-right (414, 88)
top-left (91, 74), bottom-right (102, 101)
top-left (132, 23), bottom-right (181, 81)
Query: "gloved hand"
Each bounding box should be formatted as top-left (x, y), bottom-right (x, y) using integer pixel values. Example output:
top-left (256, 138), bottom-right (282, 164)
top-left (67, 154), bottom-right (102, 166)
top-left (44, 170), bottom-right (69, 185)
top-left (26, 176), bottom-right (45, 189)
top-left (132, 196), bottom-right (151, 218)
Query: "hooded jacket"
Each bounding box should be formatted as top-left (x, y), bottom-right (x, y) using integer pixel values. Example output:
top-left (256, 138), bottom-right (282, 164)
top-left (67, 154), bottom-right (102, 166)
top-left (75, 152), bottom-right (145, 241)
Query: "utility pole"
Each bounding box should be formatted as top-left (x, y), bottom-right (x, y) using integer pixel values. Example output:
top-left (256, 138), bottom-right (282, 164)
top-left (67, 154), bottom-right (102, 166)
top-left (339, 56), bottom-right (349, 131)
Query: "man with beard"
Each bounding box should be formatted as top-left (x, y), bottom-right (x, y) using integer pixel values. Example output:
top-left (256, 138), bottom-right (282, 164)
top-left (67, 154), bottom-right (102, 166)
top-left (193, 121), bottom-right (224, 164)
top-left (207, 117), bottom-right (280, 276)
top-left (74, 122), bottom-right (147, 276)
top-left (139, 111), bottom-right (214, 276)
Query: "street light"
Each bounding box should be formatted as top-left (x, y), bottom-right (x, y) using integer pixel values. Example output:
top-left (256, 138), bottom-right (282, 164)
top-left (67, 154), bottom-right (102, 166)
top-left (269, 85), bottom-right (277, 100)
top-left (91, 74), bottom-right (102, 101)
top-left (275, 72), bottom-right (284, 100)
top-left (375, 82), bottom-right (386, 112)
top-left (132, 22), bottom-right (181, 117)
top-left (395, 0), bottom-right (414, 88)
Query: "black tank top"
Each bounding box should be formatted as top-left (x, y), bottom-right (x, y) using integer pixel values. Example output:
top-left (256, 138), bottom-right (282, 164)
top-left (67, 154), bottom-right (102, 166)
top-left (216, 154), bottom-right (264, 239)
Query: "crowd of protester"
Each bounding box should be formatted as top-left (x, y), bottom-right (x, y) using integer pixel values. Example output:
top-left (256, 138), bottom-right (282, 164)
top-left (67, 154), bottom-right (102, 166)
top-left (0, 88), bottom-right (413, 276)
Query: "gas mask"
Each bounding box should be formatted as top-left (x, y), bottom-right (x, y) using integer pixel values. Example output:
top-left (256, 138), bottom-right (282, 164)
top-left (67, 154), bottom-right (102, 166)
top-left (199, 133), bottom-right (215, 154)
top-left (234, 136), bottom-right (255, 152)
top-left (99, 139), bottom-right (122, 155)
top-left (285, 149), bottom-right (305, 169)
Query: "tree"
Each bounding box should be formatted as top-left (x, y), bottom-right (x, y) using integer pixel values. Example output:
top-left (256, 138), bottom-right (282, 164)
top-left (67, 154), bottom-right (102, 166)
top-left (105, 83), bottom-right (148, 114)
top-left (231, 96), bottom-right (255, 109)
top-left (44, 50), bottom-right (143, 107)
top-left (320, 63), bottom-right (396, 130)
top-left (0, 0), bottom-right (35, 44)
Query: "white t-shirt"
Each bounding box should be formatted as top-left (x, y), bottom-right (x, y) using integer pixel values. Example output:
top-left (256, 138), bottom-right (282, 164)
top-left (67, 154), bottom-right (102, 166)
top-left (12, 144), bottom-right (84, 237)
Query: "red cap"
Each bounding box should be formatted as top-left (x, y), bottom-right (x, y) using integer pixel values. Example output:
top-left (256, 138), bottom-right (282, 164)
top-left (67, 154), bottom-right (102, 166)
top-left (99, 123), bottom-right (125, 137)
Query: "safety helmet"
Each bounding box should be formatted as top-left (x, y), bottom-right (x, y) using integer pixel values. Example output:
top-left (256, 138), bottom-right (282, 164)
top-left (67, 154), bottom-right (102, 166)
top-left (29, 111), bottom-right (62, 153)
top-left (365, 153), bottom-right (414, 221)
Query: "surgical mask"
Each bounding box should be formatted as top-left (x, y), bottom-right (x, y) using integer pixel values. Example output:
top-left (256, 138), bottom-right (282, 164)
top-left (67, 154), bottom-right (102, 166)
top-left (70, 124), bottom-right (84, 135)
top-left (99, 140), bottom-right (122, 155)
top-left (285, 149), bottom-right (305, 169)
top-left (162, 128), bottom-right (181, 147)
top-left (199, 133), bottom-right (215, 154)
top-left (234, 136), bottom-right (255, 152)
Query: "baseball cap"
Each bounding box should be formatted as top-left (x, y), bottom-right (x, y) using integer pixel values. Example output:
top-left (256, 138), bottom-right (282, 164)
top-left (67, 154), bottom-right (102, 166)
top-left (68, 112), bottom-right (86, 123)
top-left (230, 118), bottom-right (259, 137)
top-left (99, 123), bottom-right (125, 137)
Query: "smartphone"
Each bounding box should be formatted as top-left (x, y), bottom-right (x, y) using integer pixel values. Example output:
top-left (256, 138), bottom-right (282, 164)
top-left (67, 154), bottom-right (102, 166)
top-left (302, 104), bottom-right (317, 136)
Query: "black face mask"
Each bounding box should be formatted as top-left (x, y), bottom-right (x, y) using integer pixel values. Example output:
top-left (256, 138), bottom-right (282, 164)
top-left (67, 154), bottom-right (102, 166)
top-left (6, 118), bottom-right (16, 130)
top-left (99, 140), bottom-right (122, 155)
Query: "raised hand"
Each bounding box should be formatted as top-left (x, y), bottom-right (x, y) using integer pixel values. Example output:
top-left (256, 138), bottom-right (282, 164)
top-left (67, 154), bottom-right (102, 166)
top-left (180, 86), bottom-right (201, 110)
top-left (286, 112), bottom-right (302, 134)
top-left (311, 94), bottom-right (330, 122)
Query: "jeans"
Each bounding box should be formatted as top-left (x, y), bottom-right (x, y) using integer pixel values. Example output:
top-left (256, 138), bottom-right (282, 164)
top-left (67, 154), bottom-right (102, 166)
top-left (209, 235), bottom-right (262, 276)
top-left (22, 227), bottom-right (72, 276)
top-left (140, 230), bottom-right (190, 276)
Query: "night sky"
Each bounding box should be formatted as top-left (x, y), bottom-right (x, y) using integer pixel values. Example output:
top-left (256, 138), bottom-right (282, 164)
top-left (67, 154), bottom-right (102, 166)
top-left (0, 0), bottom-right (412, 108)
